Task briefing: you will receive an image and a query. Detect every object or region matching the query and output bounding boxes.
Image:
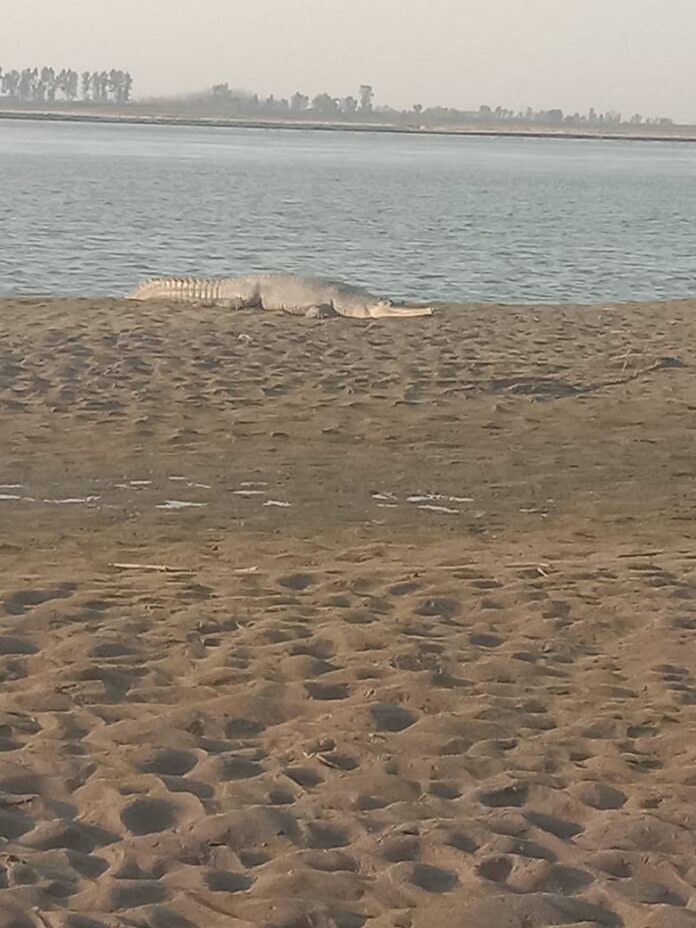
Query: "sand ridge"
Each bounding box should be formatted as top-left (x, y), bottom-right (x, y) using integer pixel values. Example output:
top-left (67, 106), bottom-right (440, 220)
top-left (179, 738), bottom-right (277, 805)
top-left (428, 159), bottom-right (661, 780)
top-left (0, 298), bottom-right (695, 926)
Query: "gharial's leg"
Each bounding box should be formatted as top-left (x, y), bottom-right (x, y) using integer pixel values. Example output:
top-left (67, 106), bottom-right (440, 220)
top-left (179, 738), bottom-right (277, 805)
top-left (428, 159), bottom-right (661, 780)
top-left (193, 298), bottom-right (248, 310)
top-left (219, 297), bottom-right (254, 310)
top-left (304, 304), bottom-right (337, 319)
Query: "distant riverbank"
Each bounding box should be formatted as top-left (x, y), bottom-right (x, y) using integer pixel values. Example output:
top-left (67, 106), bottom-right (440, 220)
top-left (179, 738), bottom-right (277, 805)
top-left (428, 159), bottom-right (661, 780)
top-left (2, 105), bottom-right (696, 142)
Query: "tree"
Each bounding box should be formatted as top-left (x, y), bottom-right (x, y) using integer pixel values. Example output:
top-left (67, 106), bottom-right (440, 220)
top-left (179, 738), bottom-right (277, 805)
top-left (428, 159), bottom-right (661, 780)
top-left (2, 70), bottom-right (20, 98)
top-left (0, 64), bottom-right (134, 103)
top-left (18, 69), bottom-right (37, 101)
top-left (92, 71), bottom-right (110, 102)
top-left (341, 95), bottom-right (358, 115)
top-left (290, 92), bottom-right (308, 112)
top-left (107, 69), bottom-right (121, 102)
top-left (212, 82), bottom-right (232, 100)
top-left (122, 72), bottom-right (133, 102)
top-left (413, 103), bottom-right (423, 115)
top-left (65, 69), bottom-right (79, 100)
top-left (55, 69), bottom-right (67, 99)
top-left (312, 93), bottom-right (339, 116)
top-left (41, 66), bottom-right (56, 100)
top-left (359, 84), bottom-right (373, 112)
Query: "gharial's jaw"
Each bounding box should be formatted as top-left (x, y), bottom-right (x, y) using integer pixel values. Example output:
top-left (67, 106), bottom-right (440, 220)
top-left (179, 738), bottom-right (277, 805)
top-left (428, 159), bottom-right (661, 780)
top-left (368, 304), bottom-right (435, 318)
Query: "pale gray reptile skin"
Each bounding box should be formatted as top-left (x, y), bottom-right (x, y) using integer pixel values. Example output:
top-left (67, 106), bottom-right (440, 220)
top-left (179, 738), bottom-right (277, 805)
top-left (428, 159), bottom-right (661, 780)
top-left (127, 273), bottom-right (435, 319)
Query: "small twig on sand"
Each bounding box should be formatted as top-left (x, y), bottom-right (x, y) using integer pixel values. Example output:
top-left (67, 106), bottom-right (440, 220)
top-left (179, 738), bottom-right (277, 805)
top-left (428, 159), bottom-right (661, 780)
top-left (623, 342), bottom-right (647, 379)
top-left (507, 561), bottom-right (551, 568)
top-left (603, 355), bottom-right (678, 388)
top-left (434, 561), bottom-right (552, 573)
top-left (432, 563), bottom-right (477, 570)
top-left (110, 562), bottom-right (191, 574)
top-left (617, 551), bottom-right (664, 559)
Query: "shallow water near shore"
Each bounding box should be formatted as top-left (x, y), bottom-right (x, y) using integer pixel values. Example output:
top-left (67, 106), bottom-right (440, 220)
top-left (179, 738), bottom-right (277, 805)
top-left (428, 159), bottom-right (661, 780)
top-left (1, 117), bottom-right (695, 304)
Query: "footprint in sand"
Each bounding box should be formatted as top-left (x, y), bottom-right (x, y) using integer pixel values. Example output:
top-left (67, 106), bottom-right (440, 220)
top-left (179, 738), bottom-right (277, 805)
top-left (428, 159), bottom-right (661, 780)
top-left (371, 704), bottom-right (419, 732)
top-left (120, 798), bottom-right (178, 835)
top-left (3, 583), bottom-right (76, 615)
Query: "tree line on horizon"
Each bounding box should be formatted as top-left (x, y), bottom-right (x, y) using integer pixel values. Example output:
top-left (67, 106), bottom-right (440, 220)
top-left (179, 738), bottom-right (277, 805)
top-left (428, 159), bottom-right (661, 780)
top-left (0, 69), bottom-right (676, 128)
top-left (171, 83), bottom-right (677, 129)
top-left (0, 66), bottom-right (133, 103)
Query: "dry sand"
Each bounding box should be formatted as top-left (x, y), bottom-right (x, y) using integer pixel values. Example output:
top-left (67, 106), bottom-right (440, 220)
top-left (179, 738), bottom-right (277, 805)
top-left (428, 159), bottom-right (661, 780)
top-left (0, 296), bottom-right (695, 927)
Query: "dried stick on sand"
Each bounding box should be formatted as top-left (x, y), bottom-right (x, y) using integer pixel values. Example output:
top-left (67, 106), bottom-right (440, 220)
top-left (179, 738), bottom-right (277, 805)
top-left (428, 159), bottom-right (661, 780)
top-left (110, 562), bottom-right (192, 574)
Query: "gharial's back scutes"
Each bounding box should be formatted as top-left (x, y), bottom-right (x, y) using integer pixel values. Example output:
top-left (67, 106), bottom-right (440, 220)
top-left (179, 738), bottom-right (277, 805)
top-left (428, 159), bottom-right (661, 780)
top-left (127, 273), bottom-right (435, 319)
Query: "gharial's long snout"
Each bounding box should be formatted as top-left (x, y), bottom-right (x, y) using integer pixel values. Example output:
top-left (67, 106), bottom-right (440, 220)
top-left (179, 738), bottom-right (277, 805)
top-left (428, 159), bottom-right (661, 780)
top-left (368, 304), bottom-right (435, 319)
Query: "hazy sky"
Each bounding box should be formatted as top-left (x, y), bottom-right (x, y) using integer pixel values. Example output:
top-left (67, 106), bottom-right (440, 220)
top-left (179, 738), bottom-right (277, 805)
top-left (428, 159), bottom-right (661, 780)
top-left (3, 0), bottom-right (694, 120)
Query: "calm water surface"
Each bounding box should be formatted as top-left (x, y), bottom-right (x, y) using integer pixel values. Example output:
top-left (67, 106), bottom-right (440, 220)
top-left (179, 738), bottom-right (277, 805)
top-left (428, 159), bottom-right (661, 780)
top-left (0, 118), bottom-right (694, 303)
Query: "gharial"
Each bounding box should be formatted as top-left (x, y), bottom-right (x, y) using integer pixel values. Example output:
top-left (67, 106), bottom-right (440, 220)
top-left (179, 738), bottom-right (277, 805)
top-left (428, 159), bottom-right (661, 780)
top-left (127, 273), bottom-right (435, 319)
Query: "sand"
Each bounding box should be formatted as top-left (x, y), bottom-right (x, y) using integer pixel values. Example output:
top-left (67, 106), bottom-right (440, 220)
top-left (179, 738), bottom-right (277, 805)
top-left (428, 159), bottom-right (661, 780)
top-left (4, 109), bottom-right (696, 143)
top-left (0, 296), bottom-right (695, 927)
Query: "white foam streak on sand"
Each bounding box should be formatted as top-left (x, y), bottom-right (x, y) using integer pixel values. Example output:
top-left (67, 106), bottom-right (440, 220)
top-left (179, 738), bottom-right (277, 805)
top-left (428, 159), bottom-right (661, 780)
top-left (156, 500), bottom-right (208, 510)
top-left (42, 496), bottom-right (101, 505)
top-left (166, 476), bottom-right (211, 489)
top-left (407, 493), bottom-right (473, 504)
top-left (418, 504), bottom-right (460, 514)
top-left (372, 490), bottom-right (472, 514)
top-left (264, 500), bottom-right (291, 508)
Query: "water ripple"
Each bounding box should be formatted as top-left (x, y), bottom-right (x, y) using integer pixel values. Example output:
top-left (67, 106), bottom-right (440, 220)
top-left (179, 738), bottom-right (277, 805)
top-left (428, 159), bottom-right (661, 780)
top-left (1, 119), bottom-right (695, 304)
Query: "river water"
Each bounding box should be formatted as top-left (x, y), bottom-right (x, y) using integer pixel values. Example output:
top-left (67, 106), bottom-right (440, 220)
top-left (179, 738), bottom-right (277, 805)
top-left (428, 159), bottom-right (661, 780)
top-left (0, 118), bottom-right (694, 304)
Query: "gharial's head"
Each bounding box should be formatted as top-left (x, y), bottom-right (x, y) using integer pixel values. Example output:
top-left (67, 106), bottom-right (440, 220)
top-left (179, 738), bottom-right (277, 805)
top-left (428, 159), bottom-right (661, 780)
top-left (366, 298), bottom-right (435, 319)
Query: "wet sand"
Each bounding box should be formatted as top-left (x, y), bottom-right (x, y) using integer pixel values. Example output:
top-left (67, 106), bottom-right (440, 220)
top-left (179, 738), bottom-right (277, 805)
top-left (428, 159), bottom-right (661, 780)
top-left (0, 297), bottom-right (695, 927)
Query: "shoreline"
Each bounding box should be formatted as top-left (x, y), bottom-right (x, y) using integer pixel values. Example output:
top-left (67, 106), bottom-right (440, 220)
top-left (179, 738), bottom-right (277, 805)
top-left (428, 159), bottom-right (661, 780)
top-left (5, 295), bottom-right (696, 310)
top-left (2, 106), bottom-right (696, 143)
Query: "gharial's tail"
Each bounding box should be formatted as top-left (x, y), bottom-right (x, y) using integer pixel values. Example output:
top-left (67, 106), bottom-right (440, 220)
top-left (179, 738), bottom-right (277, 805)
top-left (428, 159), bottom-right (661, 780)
top-left (126, 277), bottom-right (218, 302)
top-left (127, 277), bottom-right (174, 300)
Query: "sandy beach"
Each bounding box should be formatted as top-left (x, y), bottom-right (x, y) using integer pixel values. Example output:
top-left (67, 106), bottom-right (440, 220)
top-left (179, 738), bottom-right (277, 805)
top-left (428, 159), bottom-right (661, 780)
top-left (0, 296), bottom-right (695, 927)
top-left (3, 109), bottom-right (696, 144)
